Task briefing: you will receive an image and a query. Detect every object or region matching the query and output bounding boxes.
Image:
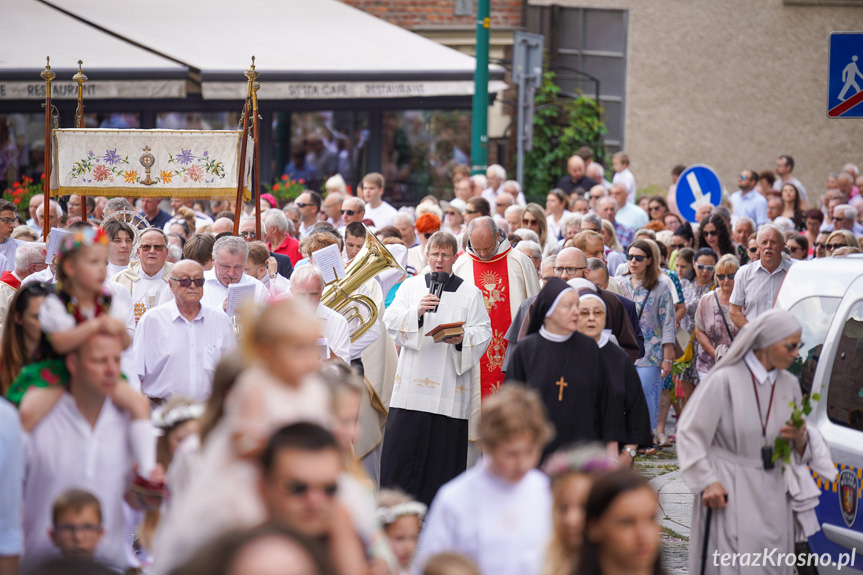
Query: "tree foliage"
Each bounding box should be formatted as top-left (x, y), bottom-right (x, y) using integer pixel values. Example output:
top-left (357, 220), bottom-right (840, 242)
top-left (523, 69), bottom-right (608, 199)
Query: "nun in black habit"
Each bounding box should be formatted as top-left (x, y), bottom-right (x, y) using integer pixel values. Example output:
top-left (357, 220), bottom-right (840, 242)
top-left (506, 278), bottom-right (625, 462)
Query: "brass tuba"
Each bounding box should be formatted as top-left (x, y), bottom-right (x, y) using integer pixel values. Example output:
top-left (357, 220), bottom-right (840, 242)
top-left (322, 226), bottom-right (404, 342)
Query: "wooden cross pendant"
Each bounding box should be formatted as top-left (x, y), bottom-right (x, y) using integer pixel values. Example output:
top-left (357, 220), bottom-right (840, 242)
top-left (556, 377), bottom-right (568, 402)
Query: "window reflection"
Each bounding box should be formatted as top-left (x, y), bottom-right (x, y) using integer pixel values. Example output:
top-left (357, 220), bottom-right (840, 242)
top-left (156, 112), bottom-right (240, 131)
top-left (826, 301), bottom-right (863, 433)
top-left (381, 110), bottom-right (470, 205)
top-left (784, 296), bottom-right (841, 395)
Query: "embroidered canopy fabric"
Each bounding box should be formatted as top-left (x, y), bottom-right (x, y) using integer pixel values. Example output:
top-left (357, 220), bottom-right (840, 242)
top-left (51, 129), bottom-right (253, 199)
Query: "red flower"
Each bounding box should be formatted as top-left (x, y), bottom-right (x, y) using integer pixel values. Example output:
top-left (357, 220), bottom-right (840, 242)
top-left (298, 179), bottom-right (305, 184)
top-left (13, 198), bottom-right (19, 205)
top-left (281, 175), bottom-right (288, 181)
top-left (12, 181), bottom-right (20, 188)
top-left (273, 183), bottom-right (282, 191)
top-left (40, 174), bottom-right (45, 180)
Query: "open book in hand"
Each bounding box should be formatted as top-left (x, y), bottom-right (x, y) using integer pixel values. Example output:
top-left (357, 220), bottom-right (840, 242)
top-left (424, 321), bottom-right (465, 343)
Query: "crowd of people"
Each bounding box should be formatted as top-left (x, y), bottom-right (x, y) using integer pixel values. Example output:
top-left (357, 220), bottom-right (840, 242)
top-left (0, 145), bottom-right (857, 575)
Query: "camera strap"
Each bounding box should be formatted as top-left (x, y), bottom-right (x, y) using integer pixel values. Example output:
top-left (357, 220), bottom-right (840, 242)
top-left (750, 371), bottom-right (776, 440)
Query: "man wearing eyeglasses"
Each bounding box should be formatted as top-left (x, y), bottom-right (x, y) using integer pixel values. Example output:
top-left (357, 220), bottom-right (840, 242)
top-left (132, 259), bottom-right (235, 402)
top-left (295, 191), bottom-right (322, 238)
top-left (453, 217), bottom-right (539, 401)
top-left (112, 228), bottom-right (174, 325)
top-left (260, 423), bottom-right (367, 566)
top-left (0, 199), bottom-right (21, 273)
top-left (381, 231), bottom-right (491, 506)
top-left (730, 169), bottom-right (768, 227)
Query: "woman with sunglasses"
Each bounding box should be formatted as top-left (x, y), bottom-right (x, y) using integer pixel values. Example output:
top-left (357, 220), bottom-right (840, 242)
top-left (780, 183), bottom-right (805, 231)
top-left (647, 196), bottom-right (669, 224)
top-left (694, 254), bottom-right (740, 380)
top-left (825, 229), bottom-right (860, 256)
top-left (812, 231), bottom-right (829, 258)
top-left (697, 214), bottom-right (735, 258)
top-left (785, 233), bottom-right (809, 261)
top-left (523, 203), bottom-right (552, 255)
top-left (620, 240), bottom-right (675, 443)
top-left (0, 283), bottom-right (53, 396)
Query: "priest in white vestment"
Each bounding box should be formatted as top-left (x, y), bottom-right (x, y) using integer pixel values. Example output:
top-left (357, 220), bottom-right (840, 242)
top-left (381, 231), bottom-right (491, 505)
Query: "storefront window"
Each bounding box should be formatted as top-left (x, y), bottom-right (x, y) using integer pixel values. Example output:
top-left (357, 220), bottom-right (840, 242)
top-left (381, 110), bottom-right (470, 205)
top-left (271, 111), bottom-right (369, 193)
top-left (156, 112), bottom-right (240, 131)
top-left (84, 113), bottom-right (141, 129)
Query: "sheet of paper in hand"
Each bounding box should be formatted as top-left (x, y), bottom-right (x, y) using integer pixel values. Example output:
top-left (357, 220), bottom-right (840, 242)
top-left (226, 283), bottom-right (256, 316)
top-left (424, 321), bottom-right (465, 343)
top-left (45, 228), bottom-right (73, 264)
top-left (312, 244), bottom-right (346, 285)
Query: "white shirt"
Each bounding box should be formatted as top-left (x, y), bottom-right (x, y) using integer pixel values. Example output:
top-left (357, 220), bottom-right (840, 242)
top-left (107, 261), bottom-right (128, 278)
top-left (0, 400), bottom-right (23, 556)
top-left (729, 258), bottom-right (792, 321)
top-left (200, 269), bottom-right (270, 311)
top-left (23, 395), bottom-right (136, 568)
top-left (744, 349), bottom-right (778, 385)
top-left (365, 201), bottom-right (398, 229)
top-left (129, 266), bottom-right (171, 324)
top-left (0, 238), bottom-right (19, 273)
top-left (481, 185), bottom-right (527, 212)
top-left (316, 303), bottom-right (351, 365)
top-left (132, 299), bottom-right (236, 401)
top-left (613, 167), bottom-right (637, 204)
top-left (412, 461), bottom-right (551, 575)
top-left (615, 202), bottom-right (649, 232)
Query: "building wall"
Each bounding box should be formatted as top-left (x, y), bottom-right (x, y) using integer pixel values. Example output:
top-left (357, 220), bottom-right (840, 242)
top-left (342, 0), bottom-right (521, 143)
top-left (530, 0), bottom-right (862, 202)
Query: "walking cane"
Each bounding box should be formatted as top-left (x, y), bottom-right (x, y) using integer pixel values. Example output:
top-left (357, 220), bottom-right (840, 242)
top-left (699, 502), bottom-right (712, 575)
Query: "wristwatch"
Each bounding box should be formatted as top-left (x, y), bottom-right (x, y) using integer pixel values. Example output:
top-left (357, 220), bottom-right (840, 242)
top-left (625, 447), bottom-right (637, 458)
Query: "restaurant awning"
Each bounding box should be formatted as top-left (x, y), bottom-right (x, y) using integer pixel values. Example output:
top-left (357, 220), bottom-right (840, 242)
top-left (0, 0), bottom-right (189, 99)
top-left (3, 0), bottom-right (506, 101)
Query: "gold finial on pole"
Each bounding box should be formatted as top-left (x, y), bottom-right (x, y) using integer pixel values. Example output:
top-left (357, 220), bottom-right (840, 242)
top-left (40, 57), bottom-right (56, 89)
top-left (73, 61), bottom-right (88, 128)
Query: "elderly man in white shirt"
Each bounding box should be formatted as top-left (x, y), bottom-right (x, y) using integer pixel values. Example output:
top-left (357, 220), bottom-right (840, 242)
top-left (729, 224), bottom-right (793, 328)
top-left (22, 332), bottom-right (157, 570)
top-left (290, 264), bottom-right (350, 365)
top-left (132, 260), bottom-right (236, 403)
top-left (200, 235), bottom-right (270, 311)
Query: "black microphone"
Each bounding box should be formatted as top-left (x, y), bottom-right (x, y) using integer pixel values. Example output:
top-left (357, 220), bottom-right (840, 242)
top-left (429, 272), bottom-right (448, 313)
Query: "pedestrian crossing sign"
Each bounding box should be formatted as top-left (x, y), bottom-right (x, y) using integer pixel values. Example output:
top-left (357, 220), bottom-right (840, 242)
top-left (828, 32), bottom-right (863, 118)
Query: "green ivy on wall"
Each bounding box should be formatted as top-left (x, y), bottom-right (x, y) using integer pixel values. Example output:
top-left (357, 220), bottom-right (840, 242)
top-left (523, 69), bottom-right (608, 199)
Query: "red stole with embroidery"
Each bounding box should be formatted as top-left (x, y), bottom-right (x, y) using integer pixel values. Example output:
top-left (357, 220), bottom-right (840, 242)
top-left (0, 271), bottom-right (21, 290)
top-left (470, 248), bottom-right (511, 398)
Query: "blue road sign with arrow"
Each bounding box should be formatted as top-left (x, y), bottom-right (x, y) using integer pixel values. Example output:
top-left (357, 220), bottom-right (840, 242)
top-left (828, 32), bottom-right (863, 118)
top-left (676, 164), bottom-right (722, 223)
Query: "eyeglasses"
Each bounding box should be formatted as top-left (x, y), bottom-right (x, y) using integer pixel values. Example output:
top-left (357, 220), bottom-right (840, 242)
top-left (826, 243), bottom-right (847, 251)
top-left (739, 174), bottom-right (748, 180)
top-left (716, 273), bottom-right (736, 281)
top-left (465, 209), bottom-right (478, 215)
top-left (626, 254), bottom-right (647, 262)
top-left (703, 230), bottom-right (719, 237)
top-left (523, 218), bottom-right (539, 226)
top-left (696, 264), bottom-right (715, 272)
top-left (672, 243), bottom-right (686, 250)
top-left (748, 247), bottom-right (759, 253)
top-left (295, 202), bottom-right (315, 209)
top-left (0, 217), bottom-right (15, 225)
top-left (55, 523), bottom-right (101, 536)
top-left (832, 216), bottom-right (845, 222)
top-left (788, 246), bottom-right (802, 253)
top-left (140, 244), bottom-right (166, 252)
top-left (340, 209), bottom-right (357, 216)
top-left (240, 231), bottom-right (256, 239)
top-left (783, 341), bottom-right (805, 352)
top-left (279, 480), bottom-right (339, 498)
top-left (423, 232), bottom-right (435, 239)
top-left (445, 211), bottom-right (457, 216)
top-left (170, 277), bottom-right (205, 287)
top-left (428, 252), bottom-right (454, 261)
top-left (648, 205), bottom-right (663, 212)
top-left (813, 242), bottom-right (826, 249)
top-left (553, 266), bottom-right (586, 275)
top-left (580, 309), bottom-right (605, 317)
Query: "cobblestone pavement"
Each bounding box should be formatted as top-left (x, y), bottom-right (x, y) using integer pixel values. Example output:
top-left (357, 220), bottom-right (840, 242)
top-left (634, 417), bottom-right (693, 575)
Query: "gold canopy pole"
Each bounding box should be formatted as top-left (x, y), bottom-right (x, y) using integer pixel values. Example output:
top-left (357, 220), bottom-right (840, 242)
top-left (232, 57), bottom-right (254, 237)
top-left (250, 65), bottom-right (261, 241)
top-left (41, 58), bottom-right (55, 241)
top-left (73, 60), bottom-right (88, 222)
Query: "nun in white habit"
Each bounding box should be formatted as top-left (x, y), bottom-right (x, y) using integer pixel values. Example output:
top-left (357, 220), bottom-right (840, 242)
top-left (677, 309), bottom-right (816, 575)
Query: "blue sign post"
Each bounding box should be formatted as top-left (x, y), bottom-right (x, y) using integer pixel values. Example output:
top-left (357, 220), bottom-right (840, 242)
top-left (676, 164), bottom-right (722, 224)
top-left (828, 32), bottom-right (863, 118)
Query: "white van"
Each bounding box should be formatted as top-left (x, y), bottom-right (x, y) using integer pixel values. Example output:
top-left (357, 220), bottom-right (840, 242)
top-left (774, 256), bottom-right (863, 574)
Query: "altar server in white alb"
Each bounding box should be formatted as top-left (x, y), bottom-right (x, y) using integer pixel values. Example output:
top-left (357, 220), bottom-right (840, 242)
top-left (380, 231), bottom-right (491, 506)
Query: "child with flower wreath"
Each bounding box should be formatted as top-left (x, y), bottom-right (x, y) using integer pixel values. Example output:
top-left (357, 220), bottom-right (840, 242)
top-left (6, 226), bottom-right (156, 478)
top-left (377, 489), bottom-right (427, 575)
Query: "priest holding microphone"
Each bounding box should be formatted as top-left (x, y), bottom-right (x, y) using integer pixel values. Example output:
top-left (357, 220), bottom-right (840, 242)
top-left (380, 231), bottom-right (492, 506)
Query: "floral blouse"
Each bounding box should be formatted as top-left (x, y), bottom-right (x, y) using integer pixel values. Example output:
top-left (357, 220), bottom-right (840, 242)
top-left (680, 279), bottom-right (715, 333)
top-left (620, 276), bottom-right (676, 368)
top-left (694, 290), bottom-right (740, 373)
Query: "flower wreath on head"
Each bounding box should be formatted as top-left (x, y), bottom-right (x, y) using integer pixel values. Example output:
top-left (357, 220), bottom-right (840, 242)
top-left (542, 444), bottom-right (618, 480)
top-left (59, 226), bottom-right (109, 256)
top-left (376, 501), bottom-right (428, 527)
top-left (55, 227), bottom-right (112, 317)
top-left (151, 402), bottom-right (205, 436)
